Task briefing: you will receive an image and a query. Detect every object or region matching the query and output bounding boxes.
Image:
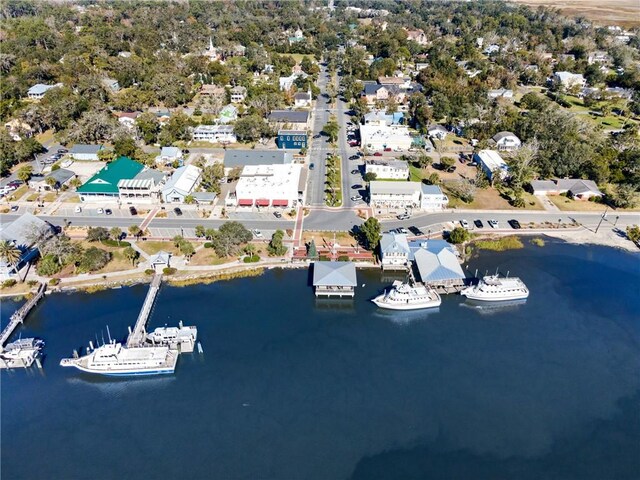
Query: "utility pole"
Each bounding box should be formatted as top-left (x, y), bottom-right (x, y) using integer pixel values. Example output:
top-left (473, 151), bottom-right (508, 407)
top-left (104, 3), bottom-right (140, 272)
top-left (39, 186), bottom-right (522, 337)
top-left (594, 207), bottom-right (609, 234)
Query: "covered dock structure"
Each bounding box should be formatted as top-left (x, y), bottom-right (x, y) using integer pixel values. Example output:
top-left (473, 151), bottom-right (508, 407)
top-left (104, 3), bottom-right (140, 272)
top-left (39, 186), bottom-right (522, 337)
top-left (312, 261), bottom-right (357, 298)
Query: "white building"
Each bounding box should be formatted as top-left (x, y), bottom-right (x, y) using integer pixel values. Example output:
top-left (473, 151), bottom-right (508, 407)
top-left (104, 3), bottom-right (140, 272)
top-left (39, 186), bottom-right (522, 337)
top-left (474, 150), bottom-right (509, 181)
top-left (490, 131), bottom-right (521, 151)
top-left (230, 86), bottom-right (247, 103)
top-left (161, 164), bottom-right (202, 203)
top-left (27, 83), bottom-right (62, 100)
top-left (294, 91), bottom-right (312, 107)
top-left (192, 125), bottom-right (237, 144)
top-left (231, 163), bottom-right (305, 209)
top-left (279, 72), bottom-right (307, 91)
top-left (420, 184), bottom-right (448, 211)
top-left (365, 159), bottom-right (408, 180)
top-left (118, 170), bottom-right (167, 204)
top-left (553, 71), bottom-right (586, 89)
top-left (69, 144), bottom-right (104, 161)
top-left (156, 146), bottom-right (183, 165)
top-left (369, 181), bottom-right (422, 209)
top-left (427, 125), bottom-right (448, 140)
top-left (487, 88), bottom-right (514, 99)
top-left (360, 124), bottom-right (413, 152)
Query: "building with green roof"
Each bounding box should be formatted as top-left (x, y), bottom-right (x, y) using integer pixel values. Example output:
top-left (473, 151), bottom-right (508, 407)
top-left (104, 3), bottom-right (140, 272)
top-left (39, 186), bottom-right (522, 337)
top-left (77, 156), bottom-right (144, 202)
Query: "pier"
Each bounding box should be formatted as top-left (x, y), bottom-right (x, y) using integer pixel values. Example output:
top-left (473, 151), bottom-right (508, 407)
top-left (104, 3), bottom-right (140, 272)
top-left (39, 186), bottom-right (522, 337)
top-left (126, 274), bottom-right (162, 347)
top-left (0, 283), bottom-right (46, 349)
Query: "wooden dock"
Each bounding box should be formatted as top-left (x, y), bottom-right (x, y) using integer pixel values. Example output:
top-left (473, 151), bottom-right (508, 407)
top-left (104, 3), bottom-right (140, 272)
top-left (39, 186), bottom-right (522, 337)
top-left (126, 274), bottom-right (162, 347)
top-left (0, 283), bottom-right (46, 349)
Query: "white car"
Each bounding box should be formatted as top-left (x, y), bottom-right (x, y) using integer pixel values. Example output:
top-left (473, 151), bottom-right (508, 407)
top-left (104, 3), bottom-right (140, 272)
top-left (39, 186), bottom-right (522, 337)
top-left (488, 219), bottom-right (499, 228)
top-left (96, 208), bottom-right (104, 214)
top-left (460, 219), bottom-right (470, 229)
top-left (74, 206), bottom-right (82, 213)
top-left (252, 229), bottom-right (263, 238)
top-left (350, 195), bottom-right (363, 202)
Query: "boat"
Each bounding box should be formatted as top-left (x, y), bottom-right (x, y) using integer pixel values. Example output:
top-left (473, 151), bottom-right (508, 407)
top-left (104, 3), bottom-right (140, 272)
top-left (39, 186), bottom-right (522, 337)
top-left (460, 274), bottom-right (529, 302)
top-left (0, 338), bottom-right (45, 368)
top-left (146, 324), bottom-right (198, 353)
top-left (372, 280), bottom-right (442, 310)
top-left (60, 341), bottom-right (178, 376)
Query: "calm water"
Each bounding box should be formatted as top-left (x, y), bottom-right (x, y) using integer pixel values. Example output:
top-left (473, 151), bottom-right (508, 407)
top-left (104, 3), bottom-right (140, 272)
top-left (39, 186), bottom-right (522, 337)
top-left (1, 240), bottom-right (639, 480)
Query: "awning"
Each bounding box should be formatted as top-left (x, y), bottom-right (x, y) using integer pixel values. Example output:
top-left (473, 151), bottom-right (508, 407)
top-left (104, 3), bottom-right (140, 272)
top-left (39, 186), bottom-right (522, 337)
top-left (238, 199), bottom-right (253, 206)
top-left (256, 199), bottom-right (270, 207)
top-left (272, 199), bottom-right (288, 207)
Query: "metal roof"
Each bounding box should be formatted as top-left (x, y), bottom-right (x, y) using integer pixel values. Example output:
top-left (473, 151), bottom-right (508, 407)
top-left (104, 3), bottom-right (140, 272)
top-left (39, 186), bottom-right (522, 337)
top-left (421, 184), bottom-right (444, 196)
top-left (162, 165), bottom-right (201, 196)
top-left (77, 157), bottom-right (144, 194)
top-left (224, 150), bottom-right (293, 168)
top-left (69, 144), bottom-right (103, 155)
top-left (45, 168), bottom-right (75, 184)
top-left (268, 110), bottom-right (309, 123)
top-left (380, 233), bottom-right (410, 256)
top-left (312, 261), bottom-right (357, 287)
top-left (0, 212), bottom-right (53, 249)
top-left (414, 246), bottom-right (465, 282)
top-left (492, 131), bottom-right (519, 143)
top-left (369, 181), bottom-right (421, 195)
top-left (118, 178), bottom-right (154, 189)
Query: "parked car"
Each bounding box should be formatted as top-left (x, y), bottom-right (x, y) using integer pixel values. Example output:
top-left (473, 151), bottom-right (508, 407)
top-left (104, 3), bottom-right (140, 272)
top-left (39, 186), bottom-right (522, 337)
top-left (488, 219), bottom-right (499, 228)
top-left (105, 209), bottom-right (113, 215)
top-left (273, 211), bottom-right (282, 218)
top-left (409, 226), bottom-right (424, 236)
top-left (97, 208), bottom-right (104, 214)
top-left (173, 207), bottom-right (183, 216)
top-left (474, 219), bottom-right (483, 228)
top-left (10, 205), bottom-right (18, 212)
top-left (129, 206), bottom-right (137, 215)
top-left (349, 155), bottom-right (359, 160)
top-left (57, 148), bottom-right (68, 154)
top-left (75, 206), bottom-right (82, 213)
top-left (351, 184), bottom-right (362, 189)
top-left (350, 195), bottom-right (362, 201)
top-left (508, 219), bottom-right (522, 229)
top-left (398, 227), bottom-right (409, 235)
top-left (373, 152), bottom-right (383, 157)
top-left (309, 163), bottom-right (315, 170)
top-left (7, 180), bottom-right (23, 188)
top-left (350, 169), bottom-right (359, 175)
top-left (460, 219), bottom-right (469, 229)
top-left (252, 229), bottom-right (263, 238)
top-left (384, 147), bottom-right (392, 152)
top-left (397, 213), bottom-right (411, 220)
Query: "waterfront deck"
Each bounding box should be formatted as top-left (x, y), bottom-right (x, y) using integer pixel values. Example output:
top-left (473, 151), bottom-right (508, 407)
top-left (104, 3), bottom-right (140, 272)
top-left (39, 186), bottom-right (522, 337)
top-left (126, 274), bottom-right (162, 347)
top-left (0, 283), bottom-right (46, 349)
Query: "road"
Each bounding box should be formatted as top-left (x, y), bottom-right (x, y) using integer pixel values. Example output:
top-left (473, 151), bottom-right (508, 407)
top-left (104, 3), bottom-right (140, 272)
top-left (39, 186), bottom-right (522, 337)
top-left (307, 64), bottom-right (332, 206)
top-left (0, 139), bottom-right (63, 188)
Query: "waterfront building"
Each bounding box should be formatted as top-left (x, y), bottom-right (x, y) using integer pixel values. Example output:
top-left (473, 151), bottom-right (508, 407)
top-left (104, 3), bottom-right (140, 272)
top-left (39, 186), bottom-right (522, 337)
top-left (380, 233), bottom-right (410, 270)
top-left (312, 261), bottom-right (357, 297)
top-left (413, 244), bottom-right (465, 290)
top-left (230, 163), bottom-right (305, 208)
top-left (149, 251), bottom-right (171, 273)
top-left (0, 213), bottom-right (54, 280)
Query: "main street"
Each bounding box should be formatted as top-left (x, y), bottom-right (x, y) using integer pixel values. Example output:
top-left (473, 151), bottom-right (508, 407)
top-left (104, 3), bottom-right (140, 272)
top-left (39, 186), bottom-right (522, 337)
top-left (306, 63), bottom-right (331, 207)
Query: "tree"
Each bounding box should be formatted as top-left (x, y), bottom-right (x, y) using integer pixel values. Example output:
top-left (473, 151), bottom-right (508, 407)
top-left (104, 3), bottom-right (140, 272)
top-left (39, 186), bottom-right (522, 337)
top-left (322, 117), bottom-right (339, 143)
top-left (448, 227), bottom-right (470, 244)
top-left (36, 253), bottom-right (62, 276)
top-left (17, 165), bottom-right (33, 182)
top-left (427, 172), bottom-right (440, 185)
top-left (158, 112), bottom-right (192, 145)
top-left (123, 246), bottom-right (139, 266)
top-left (136, 112), bottom-right (160, 144)
top-left (86, 227), bottom-right (110, 243)
top-left (78, 247), bottom-right (111, 273)
top-left (626, 225), bottom-right (640, 244)
top-left (0, 240), bottom-right (21, 271)
top-left (113, 135), bottom-right (137, 158)
top-left (360, 217), bottom-right (381, 250)
top-left (609, 184), bottom-right (637, 208)
top-left (363, 172), bottom-right (377, 183)
top-left (234, 115), bottom-right (270, 142)
top-left (195, 225), bottom-right (206, 238)
top-left (179, 240), bottom-right (195, 260)
top-left (440, 156), bottom-right (456, 171)
top-left (448, 179), bottom-right (476, 203)
top-left (267, 229), bottom-right (287, 256)
top-left (172, 235), bottom-right (184, 248)
top-left (45, 175), bottom-right (58, 192)
top-left (110, 227), bottom-right (123, 245)
top-left (210, 221), bottom-right (252, 257)
top-left (128, 225), bottom-right (142, 238)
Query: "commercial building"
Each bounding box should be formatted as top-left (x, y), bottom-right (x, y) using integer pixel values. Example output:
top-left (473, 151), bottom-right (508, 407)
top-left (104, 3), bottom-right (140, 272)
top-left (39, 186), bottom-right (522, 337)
top-left (277, 130), bottom-right (308, 150)
top-left (69, 144), bottom-right (104, 161)
top-left (360, 124), bottom-right (412, 152)
top-left (473, 150), bottom-right (509, 181)
top-left (365, 159), bottom-right (409, 180)
top-left (230, 163), bottom-right (305, 208)
top-left (413, 243), bottom-right (465, 290)
top-left (77, 157), bottom-right (144, 202)
top-left (268, 110), bottom-right (310, 129)
top-left (0, 213), bottom-right (55, 280)
top-left (369, 181), bottom-right (422, 209)
top-left (192, 125), bottom-right (237, 144)
top-left (224, 149), bottom-right (294, 168)
top-left (379, 232), bottom-right (410, 270)
top-left (312, 261), bottom-right (357, 297)
top-left (161, 165), bottom-right (202, 203)
top-left (530, 179), bottom-right (603, 200)
top-left (420, 184), bottom-right (449, 211)
top-left (28, 169), bottom-right (75, 192)
top-left (118, 169), bottom-right (167, 204)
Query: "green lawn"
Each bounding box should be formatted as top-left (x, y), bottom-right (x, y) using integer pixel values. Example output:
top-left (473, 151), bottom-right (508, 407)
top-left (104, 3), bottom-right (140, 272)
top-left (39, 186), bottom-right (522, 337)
top-left (279, 53), bottom-right (317, 63)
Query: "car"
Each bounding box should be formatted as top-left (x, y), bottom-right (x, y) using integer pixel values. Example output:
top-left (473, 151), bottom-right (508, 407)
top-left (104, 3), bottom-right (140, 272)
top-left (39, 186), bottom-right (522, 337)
top-left (173, 207), bottom-right (183, 216)
top-left (474, 219), bottom-right (483, 228)
top-left (384, 147), bottom-right (392, 152)
top-left (97, 208), bottom-right (104, 214)
top-left (351, 184), bottom-right (362, 189)
top-left (460, 219), bottom-right (469, 229)
top-left (373, 152), bottom-right (383, 157)
top-left (408, 226), bottom-right (424, 236)
top-left (57, 148), bottom-right (68, 154)
top-left (350, 195), bottom-right (362, 201)
top-left (10, 205), bottom-right (18, 212)
top-left (349, 155), bottom-right (359, 160)
top-left (508, 219), bottom-right (522, 229)
top-left (309, 163), bottom-right (315, 170)
top-left (350, 169), bottom-right (359, 175)
top-left (129, 206), bottom-right (137, 215)
top-left (75, 206), bottom-right (82, 213)
top-left (398, 227), bottom-right (409, 235)
top-left (488, 219), bottom-right (499, 228)
top-left (105, 209), bottom-right (112, 215)
top-left (348, 141), bottom-right (359, 146)
top-left (313, 134), bottom-right (320, 139)
top-left (253, 229), bottom-right (263, 238)
top-left (397, 213), bottom-right (411, 220)
top-left (7, 180), bottom-right (23, 188)
top-left (273, 211), bottom-right (282, 218)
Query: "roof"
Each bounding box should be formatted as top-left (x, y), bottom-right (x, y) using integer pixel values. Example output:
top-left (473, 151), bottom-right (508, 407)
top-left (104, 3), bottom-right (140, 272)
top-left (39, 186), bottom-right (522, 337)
top-left (294, 92), bottom-right (311, 100)
top-left (380, 233), bottom-right (410, 256)
top-left (312, 261), bottom-right (357, 287)
top-left (421, 184), bottom-right (444, 196)
top-left (530, 180), bottom-right (557, 192)
top-left (366, 159), bottom-right (409, 170)
top-left (278, 129), bottom-right (307, 136)
top-left (378, 76), bottom-right (405, 85)
top-left (408, 239), bottom-right (456, 261)
top-left (556, 179), bottom-right (602, 195)
top-left (414, 245), bottom-right (465, 283)
top-left (475, 150), bottom-right (508, 171)
top-left (192, 192), bottom-right (217, 202)
top-left (0, 212), bottom-right (53, 249)
top-left (149, 251), bottom-right (171, 265)
top-left (427, 125), bottom-right (448, 133)
top-left (135, 169), bottom-right (166, 184)
top-left (70, 144), bottom-right (103, 155)
top-left (46, 168), bottom-right (75, 184)
top-left (492, 131), bottom-right (519, 143)
top-left (77, 157), bottom-right (144, 194)
top-left (268, 110), bottom-right (309, 123)
top-left (363, 82), bottom-right (386, 95)
top-left (224, 150), bottom-right (293, 168)
top-left (27, 84), bottom-right (58, 95)
top-left (369, 181), bottom-right (421, 195)
top-left (160, 147), bottom-right (181, 158)
top-left (162, 165), bottom-right (201, 196)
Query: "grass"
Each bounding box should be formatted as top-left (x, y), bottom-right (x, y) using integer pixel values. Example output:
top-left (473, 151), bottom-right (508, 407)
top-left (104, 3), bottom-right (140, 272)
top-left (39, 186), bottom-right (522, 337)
top-left (445, 185), bottom-right (543, 211)
top-left (278, 53), bottom-right (317, 63)
top-left (136, 241), bottom-right (181, 256)
top-left (26, 193), bottom-right (40, 202)
top-left (409, 164), bottom-right (423, 182)
top-left (474, 236), bottom-right (524, 251)
top-left (301, 231), bottom-right (357, 247)
top-left (531, 238), bottom-right (545, 247)
top-left (96, 250), bottom-right (135, 274)
top-left (42, 192), bottom-right (57, 202)
top-left (7, 185), bottom-right (29, 201)
top-left (166, 268), bottom-right (264, 287)
top-left (546, 194), bottom-right (639, 212)
top-left (188, 248), bottom-right (232, 266)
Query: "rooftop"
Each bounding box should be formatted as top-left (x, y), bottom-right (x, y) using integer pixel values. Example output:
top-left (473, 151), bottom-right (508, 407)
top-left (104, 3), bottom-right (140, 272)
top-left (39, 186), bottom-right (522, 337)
top-left (414, 245), bottom-right (465, 283)
top-left (224, 150), bottom-right (293, 168)
top-left (312, 261), bottom-right (357, 287)
top-left (380, 232), bottom-right (410, 255)
top-left (70, 144), bottom-right (103, 155)
top-left (0, 212), bottom-right (54, 249)
top-left (370, 180), bottom-right (421, 195)
top-left (77, 157), bottom-right (144, 194)
top-left (268, 110), bottom-right (310, 123)
top-left (163, 165), bottom-right (201, 195)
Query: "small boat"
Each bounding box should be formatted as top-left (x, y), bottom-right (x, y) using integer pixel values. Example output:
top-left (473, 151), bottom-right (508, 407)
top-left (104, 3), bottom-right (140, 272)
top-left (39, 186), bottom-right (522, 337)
top-left (460, 274), bottom-right (529, 302)
top-left (146, 324), bottom-right (197, 353)
top-left (0, 338), bottom-right (45, 368)
top-left (372, 280), bottom-right (441, 311)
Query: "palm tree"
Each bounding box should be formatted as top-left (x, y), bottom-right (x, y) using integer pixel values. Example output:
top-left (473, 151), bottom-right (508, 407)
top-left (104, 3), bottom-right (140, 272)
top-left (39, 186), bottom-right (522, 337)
top-left (110, 227), bottom-right (122, 245)
top-left (0, 240), bottom-right (22, 273)
top-left (128, 225), bottom-right (141, 239)
top-left (123, 246), bottom-right (139, 266)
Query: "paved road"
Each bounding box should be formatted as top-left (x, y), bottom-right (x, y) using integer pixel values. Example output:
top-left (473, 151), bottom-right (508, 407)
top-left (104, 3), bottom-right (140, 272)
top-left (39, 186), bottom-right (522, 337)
top-left (307, 64), bottom-right (332, 206)
top-left (0, 140), bottom-right (63, 187)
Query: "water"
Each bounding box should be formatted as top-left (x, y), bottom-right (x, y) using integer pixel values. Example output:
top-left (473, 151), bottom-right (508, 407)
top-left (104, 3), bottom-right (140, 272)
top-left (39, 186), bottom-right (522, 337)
top-left (2, 240), bottom-right (639, 480)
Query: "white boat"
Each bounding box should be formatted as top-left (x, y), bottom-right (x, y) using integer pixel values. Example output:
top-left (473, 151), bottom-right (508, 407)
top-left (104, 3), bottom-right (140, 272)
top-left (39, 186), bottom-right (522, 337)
top-left (460, 274), bottom-right (529, 302)
top-left (0, 338), bottom-right (44, 368)
top-left (60, 341), bottom-right (178, 376)
top-left (372, 280), bottom-right (442, 310)
top-left (146, 324), bottom-right (198, 353)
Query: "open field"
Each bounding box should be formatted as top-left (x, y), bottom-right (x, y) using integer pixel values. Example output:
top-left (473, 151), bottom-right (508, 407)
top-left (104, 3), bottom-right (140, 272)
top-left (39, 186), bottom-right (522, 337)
top-left (509, 0), bottom-right (640, 27)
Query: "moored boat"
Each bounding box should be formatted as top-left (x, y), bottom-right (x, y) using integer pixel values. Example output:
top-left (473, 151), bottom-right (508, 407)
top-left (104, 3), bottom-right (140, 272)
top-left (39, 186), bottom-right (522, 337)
top-left (372, 280), bottom-right (441, 310)
top-left (460, 274), bottom-right (529, 302)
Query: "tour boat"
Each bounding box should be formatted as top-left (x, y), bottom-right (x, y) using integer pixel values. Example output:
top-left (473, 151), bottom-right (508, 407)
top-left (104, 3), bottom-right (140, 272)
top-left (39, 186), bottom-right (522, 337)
top-left (372, 280), bottom-right (442, 310)
top-left (146, 324), bottom-right (198, 352)
top-left (460, 274), bottom-right (529, 302)
top-left (0, 338), bottom-right (44, 368)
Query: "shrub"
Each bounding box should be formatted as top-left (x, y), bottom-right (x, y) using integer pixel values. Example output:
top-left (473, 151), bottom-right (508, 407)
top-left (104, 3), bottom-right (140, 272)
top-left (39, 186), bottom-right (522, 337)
top-left (144, 269), bottom-right (156, 275)
top-left (101, 239), bottom-right (131, 247)
top-left (49, 278), bottom-right (60, 286)
top-left (337, 255), bottom-right (350, 261)
top-left (204, 242), bottom-right (213, 248)
top-left (162, 267), bottom-right (177, 275)
top-left (37, 254), bottom-right (62, 276)
top-left (319, 255), bottom-right (330, 261)
top-left (448, 227), bottom-right (470, 244)
top-left (2, 279), bottom-right (17, 288)
top-left (78, 247), bottom-right (111, 273)
top-left (243, 255), bottom-right (260, 263)
top-left (27, 280), bottom-right (39, 287)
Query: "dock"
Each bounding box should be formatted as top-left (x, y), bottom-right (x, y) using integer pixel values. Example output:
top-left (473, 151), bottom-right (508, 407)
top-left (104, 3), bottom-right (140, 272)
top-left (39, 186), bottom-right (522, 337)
top-left (0, 283), bottom-right (46, 349)
top-left (126, 274), bottom-right (162, 347)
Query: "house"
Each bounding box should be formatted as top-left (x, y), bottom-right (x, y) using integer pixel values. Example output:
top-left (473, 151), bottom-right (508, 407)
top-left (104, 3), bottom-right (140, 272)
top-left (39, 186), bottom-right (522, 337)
top-left (4, 120), bottom-right (33, 141)
top-left (490, 131), bottom-right (521, 151)
top-left (279, 71), bottom-right (308, 92)
top-left (530, 179), bottom-right (603, 200)
top-left (288, 28), bottom-right (304, 45)
top-left (230, 86), bottom-right (247, 103)
top-left (312, 261), bottom-right (357, 297)
top-left (483, 44), bottom-right (500, 55)
top-left (277, 130), bottom-right (308, 150)
top-left (230, 163), bottom-right (305, 208)
top-left (369, 181), bottom-right (422, 209)
top-left (118, 169), bottom-right (167, 204)
top-left (115, 112), bottom-right (140, 130)
top-left (405, 28), bottom-right (428, 46)
top-left (427, 125), bottom-right (448, 140)
top-left (268, 110), bottom-right (310, 129)
top-left (156, 147), bottom-right (183, 165)
top-left (192, 125), bottom-right (237, 144)
top-left (588, 51), bottom-right (611, 65)
top-left (420, 184), bottom-right (448, 211)
top-left (553, 71), bottom-right (586, 89)
top-left (69, 144), bottom-right (104, 161)
top-left (487, 88), bottom-right (514, 99)
top-left (365, 159), bottom-right (409, 180)
top-left (161, 164), bottom-right (202, 203)
top-left (360, 124), bottom-right (413, 151)
top-left (218, 105), bottom-right (238, 124)
top-left (149, 251), bottom-right (171, 274)
top-left (363, 110), bottom-right (404, 127)
top-left (224, 149), bottom-right (294, 168)
top-left (0, 213), bottom-right (55, 280)
top-left (362, 82), bottom-right (393, 104)
top-left (27, 83), bottom-right (62, 100)
top-left (77, 156), bottom-right (144, 202)
top-left (200, 84), bottom-right (226, 98)
top-left (101, 77), bottom-right (120, 92)
top-left (294, 91), bottom-right (312, 107)
top-left (473, 150), bottom-right (509, 181)
top-left (413, 243), bottom-right (465, 289)
top-left (28, 169), bottom-right (75, 192)
top-left (379, 232), bottom-right (410, 270)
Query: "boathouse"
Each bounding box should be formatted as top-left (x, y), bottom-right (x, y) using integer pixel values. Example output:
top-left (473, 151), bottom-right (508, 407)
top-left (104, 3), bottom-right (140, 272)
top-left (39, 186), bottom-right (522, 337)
top-left (413, 243), bottom-right (465, 292)
top-left (312, 261), bottom-right (357, 298)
